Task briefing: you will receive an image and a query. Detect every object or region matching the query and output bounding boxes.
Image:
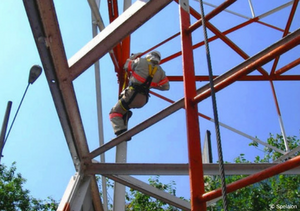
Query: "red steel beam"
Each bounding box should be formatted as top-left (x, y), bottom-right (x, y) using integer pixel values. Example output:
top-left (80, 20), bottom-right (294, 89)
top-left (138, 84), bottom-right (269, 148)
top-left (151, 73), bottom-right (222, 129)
top-left (182, 0), bottom-right (268, 77)
top-left (206, 21), bottom-right (269, 76)
top-left (201, 154), bottom-right (300, 202)
top-left (107, 0), bottom-right (131, 93)
top-left (118, 36), bottom-right (131, 93)
top-left (275, 57), bottom-right (300, 75)
top-left (144, 33), bottom-right (180, 59)
top-left (193, 28), bottom-right (300, 104)
top-left (149, 90), bottom-right (217, 121)
top-left (107, 0), bottom-right (121, 63)
top-left (162, 18), bottom-right (256, 64)
top-left (107, 0), bottom-right (122, 62)
top-left (107, 0), bottom-right (119, 22)
top-left (187, 0), bottom-right (236, 33)
top-left (167, 74), bottom-right (300, 82)
top-left (270, 0), bottom-right (299, 75)
top-left (256, 20), bottom-right (285, 32)
top-left (179, 1), bottom-right (206, 210)
top-left (269, 80), bottom-right (282, 122)
top-left (107, 0), bottom-right (125, 93)
top-left (152, 0), bottom-right (236, 65)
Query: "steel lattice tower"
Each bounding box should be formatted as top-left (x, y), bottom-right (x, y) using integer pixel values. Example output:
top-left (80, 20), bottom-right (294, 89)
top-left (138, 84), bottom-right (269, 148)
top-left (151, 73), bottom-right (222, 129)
top-left (24, 0), bottom-right (300, 210)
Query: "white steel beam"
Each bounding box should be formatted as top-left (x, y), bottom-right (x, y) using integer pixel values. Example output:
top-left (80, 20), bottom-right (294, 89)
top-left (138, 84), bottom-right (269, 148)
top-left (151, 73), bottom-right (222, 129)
top-left (112, 0), bottom-right (132, 208)
top-left (23, 1), bottom-right (102, 210)
top-left (68, 0), bottom-right (173, 80)
top-left (106, 175), bottom-right (233, 210)
top-left (195, 1), bottom-right (251, 19)
top-left (86, 163), bottom-right (300, 175)
top-left (113, 142), bottom-right (127, 211)
top-left (90, 0), bottom-right (108, 210)
top-left (112, 0), bottom-right (132, 209)
top-left (57, 173), bottom-right (103, 211)
top-left (258, 1), bottom-right (298, 19)
top-left (113, 4), bottom-right (130, 211)
top-left (57, 173), bottom-right (82, 211)
top-left (248, 0), bottom-right (255, 18)
top-left (275, 145), bottom-right (300, 162)
top-left (88, 0), bottom-right (105, 31)
top-left (107, 175), bottom-right (191, 211)
top-left (213, 119), bottom-right (286, 154)
top-left (71, 176), bottom-right (94, 211)
top-left (23, 0), bottom-right (81, 170)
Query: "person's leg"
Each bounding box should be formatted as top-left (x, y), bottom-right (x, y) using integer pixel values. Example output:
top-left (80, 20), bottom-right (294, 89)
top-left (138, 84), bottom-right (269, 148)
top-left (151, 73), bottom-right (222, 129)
top-left (109, 88), bottom-right (147, 136)
top-left (128, 92), bottom-right (147, 109)
top-left (109, 100), bottom-right (128, 135)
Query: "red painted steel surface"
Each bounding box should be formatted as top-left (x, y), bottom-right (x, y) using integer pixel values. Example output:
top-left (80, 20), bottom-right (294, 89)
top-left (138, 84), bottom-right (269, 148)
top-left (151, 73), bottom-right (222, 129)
top-left (193, 29), bottom-right (300, 104)
top-left (270, 0), bottom-right (298, 75)
top-left (179, 2), bottom-right (206, 210)
top-left (62, 203), bottom-right (70, 211)
top-left (201, 154), bottom-right (300, 202)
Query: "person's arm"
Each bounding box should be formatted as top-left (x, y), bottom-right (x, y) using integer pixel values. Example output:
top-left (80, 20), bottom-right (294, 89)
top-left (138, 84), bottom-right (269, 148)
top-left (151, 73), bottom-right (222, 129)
top-left (123, 58), bottom-right (133, 72)
top-left (153, 78), bottom-right (169, 90)
top-left (123, 53), bottom-right (142, 72)
top-left (152, 68), bottom-right (170, 91)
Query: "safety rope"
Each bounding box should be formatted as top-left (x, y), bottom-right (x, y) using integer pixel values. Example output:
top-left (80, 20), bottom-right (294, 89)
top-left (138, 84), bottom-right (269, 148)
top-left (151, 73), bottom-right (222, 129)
top-left (147, 59), bottom-right (158, 78)
top-left (198, 1), bottom-right (229, 210)
top-left (146, 60), bottom-right (158, 87)
top-left (122, 71), bottom-right (128, 91)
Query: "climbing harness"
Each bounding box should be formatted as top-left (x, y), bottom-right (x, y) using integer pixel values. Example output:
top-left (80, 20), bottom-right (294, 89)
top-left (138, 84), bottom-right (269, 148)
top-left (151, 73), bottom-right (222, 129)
top-left (199, 0), bottom-right (229, 210)
top-left (119, 59), bottom-right (158, 111)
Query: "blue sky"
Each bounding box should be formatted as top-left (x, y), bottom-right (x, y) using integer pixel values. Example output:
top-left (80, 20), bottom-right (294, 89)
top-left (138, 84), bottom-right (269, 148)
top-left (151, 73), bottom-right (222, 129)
top-left (1, 0), bottom-right (300, 204)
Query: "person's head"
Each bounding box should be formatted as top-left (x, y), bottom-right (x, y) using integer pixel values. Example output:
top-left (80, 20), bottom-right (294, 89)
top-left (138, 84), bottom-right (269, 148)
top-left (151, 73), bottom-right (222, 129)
top-left (146, 51), bottom-right (161, 64)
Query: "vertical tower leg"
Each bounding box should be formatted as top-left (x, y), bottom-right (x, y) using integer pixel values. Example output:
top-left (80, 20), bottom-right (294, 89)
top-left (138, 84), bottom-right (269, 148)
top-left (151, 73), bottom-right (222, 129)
top-left (179, 0), bottom-right (206, 210)
top-left (113, 1), bottom-right (131, 209)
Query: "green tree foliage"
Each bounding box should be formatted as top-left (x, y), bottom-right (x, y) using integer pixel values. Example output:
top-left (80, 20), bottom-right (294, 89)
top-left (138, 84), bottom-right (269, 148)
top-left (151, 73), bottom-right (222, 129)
top-left (0, 162), bottom-right (58, 211)
top-left (206, 134), bottom-right (300, 211)
top-left (125, 176), bottom-right (184, 211)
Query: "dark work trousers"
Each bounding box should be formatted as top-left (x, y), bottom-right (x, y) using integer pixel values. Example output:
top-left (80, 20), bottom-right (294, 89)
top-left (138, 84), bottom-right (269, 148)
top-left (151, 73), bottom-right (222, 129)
top-left (109, 87), bottom-right (147, 135)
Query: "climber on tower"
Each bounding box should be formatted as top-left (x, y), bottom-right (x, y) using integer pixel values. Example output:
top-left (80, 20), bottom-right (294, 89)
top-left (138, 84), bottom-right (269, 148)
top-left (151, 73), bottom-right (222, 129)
top-left (109, 50), bottom-right (170, 136)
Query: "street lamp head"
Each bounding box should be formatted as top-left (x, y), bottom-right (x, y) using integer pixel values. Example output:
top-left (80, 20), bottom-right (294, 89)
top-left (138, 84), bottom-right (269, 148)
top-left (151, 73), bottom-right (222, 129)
top-left (28, 65), bottom-right (42, 84)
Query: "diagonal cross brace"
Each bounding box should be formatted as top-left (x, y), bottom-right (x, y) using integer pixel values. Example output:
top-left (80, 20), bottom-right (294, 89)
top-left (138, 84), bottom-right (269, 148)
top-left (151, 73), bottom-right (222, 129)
top-left (89, 28), bottom-right (300, 159)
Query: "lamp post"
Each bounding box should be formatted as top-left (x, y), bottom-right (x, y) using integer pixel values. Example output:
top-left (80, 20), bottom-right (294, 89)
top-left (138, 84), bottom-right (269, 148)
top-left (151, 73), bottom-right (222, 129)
top-left (0, 65), bottom-right (42, 163)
